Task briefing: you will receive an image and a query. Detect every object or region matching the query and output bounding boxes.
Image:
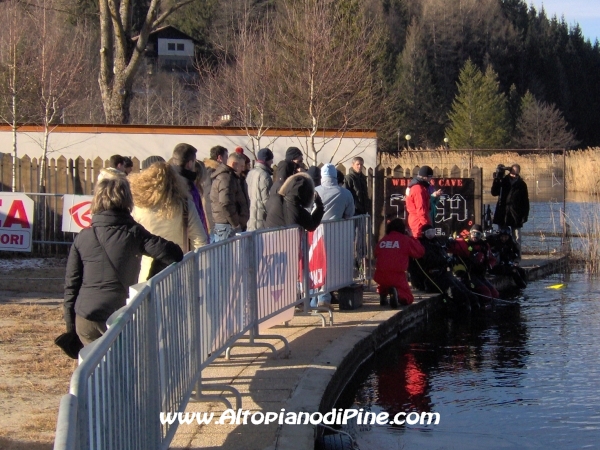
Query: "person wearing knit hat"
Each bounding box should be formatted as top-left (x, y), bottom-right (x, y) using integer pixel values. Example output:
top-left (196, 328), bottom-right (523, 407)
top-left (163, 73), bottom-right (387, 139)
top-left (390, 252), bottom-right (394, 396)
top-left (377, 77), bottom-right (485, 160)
top-left (257, 148), bottom-right (274, 163)
top-left (405, 165), bottom-right (442, 237)
top-left (418, 165), bottom-right (434, 177)
top-left (141, 155), bottom-right (165, 171)
top-left (285, 147), bottom-right (303, 163)
top-left (246, 148), bottom-right (274, 231)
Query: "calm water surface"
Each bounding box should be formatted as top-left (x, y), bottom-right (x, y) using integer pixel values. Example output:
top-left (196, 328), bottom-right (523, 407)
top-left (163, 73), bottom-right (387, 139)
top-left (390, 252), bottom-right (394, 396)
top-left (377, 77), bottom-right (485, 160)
top-left (340, 273), bottom-right (600, 449)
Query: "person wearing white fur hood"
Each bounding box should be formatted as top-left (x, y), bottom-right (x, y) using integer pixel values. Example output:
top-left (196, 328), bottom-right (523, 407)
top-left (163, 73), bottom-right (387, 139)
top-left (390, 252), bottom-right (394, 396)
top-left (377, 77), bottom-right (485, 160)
top-left (265, 172), bottom-right (324, 231)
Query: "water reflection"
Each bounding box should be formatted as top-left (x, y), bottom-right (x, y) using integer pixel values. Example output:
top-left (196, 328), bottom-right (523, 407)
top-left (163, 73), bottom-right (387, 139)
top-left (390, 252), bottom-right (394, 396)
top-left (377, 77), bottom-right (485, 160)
top-left (340, 273), bottom-right (600, 449)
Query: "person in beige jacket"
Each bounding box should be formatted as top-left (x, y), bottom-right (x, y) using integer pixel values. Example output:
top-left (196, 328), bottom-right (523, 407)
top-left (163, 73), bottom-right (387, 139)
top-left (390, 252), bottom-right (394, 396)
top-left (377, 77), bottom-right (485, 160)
top-left (129, 161), bottom-right (208, 282)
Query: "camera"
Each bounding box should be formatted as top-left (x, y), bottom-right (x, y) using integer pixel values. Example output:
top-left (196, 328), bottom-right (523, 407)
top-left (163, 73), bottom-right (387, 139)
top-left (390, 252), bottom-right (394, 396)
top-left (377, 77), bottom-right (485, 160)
top-left (493, 164), bottom-right (509, 179)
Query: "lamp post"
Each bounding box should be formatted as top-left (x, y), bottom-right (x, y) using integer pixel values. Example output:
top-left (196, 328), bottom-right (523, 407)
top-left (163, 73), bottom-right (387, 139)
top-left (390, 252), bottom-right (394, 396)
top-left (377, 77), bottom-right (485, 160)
top-left (443, 137), bottom-right (449, 150)
top-left (405, 134), bottom-right (411, 150)
top-left (397, 129), bottom-right (400, 153)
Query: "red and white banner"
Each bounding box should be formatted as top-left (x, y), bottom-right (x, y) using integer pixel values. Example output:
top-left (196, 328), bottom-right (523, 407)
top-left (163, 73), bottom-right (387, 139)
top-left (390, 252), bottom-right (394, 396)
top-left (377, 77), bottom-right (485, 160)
top-left (308, 225), bottom-right (327, 290)
top-left (62, 195), bottom-right (93, 232)
top-left (0, 193), bottom-right (34, 252)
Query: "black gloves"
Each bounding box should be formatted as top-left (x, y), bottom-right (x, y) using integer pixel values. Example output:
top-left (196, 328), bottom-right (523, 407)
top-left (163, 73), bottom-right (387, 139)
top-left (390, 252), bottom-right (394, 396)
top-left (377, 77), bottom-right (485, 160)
top-left (314, 192), bottom-right (324, 209)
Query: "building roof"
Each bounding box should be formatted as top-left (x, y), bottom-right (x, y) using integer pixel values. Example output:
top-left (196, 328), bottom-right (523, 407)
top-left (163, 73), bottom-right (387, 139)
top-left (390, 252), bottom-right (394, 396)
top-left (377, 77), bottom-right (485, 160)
top-left (132, 25), bottom-right (198, 44)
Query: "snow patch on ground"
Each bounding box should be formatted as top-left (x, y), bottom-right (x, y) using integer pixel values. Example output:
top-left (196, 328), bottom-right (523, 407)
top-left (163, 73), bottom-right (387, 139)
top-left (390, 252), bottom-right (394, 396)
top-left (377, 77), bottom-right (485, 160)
top-left (0, 258), bottom-right (65, 270)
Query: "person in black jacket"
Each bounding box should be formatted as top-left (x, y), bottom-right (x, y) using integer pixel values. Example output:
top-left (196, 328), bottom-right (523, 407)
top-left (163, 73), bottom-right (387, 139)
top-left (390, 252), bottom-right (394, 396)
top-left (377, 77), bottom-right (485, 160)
top-left (265, 172), bottom-right (324, 231)
top-left (491, 164), bottom-right (529, 250)
top-left (64, 176), bottom-right (183, 345)
top-left (344, 156), bottom-right (370, 216)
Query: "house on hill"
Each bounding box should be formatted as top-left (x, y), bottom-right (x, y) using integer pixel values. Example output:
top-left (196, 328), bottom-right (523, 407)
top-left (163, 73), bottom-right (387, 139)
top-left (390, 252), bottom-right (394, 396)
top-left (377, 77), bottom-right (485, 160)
top-left (135, 26), bottom-right (197, 73)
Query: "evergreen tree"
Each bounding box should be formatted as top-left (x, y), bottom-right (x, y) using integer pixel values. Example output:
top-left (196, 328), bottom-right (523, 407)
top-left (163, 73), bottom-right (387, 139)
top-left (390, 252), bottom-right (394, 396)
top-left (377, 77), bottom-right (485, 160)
top-left (514, 91), bottom-right (578, 149)
top-left (446, 60), bottom-right (510, 149)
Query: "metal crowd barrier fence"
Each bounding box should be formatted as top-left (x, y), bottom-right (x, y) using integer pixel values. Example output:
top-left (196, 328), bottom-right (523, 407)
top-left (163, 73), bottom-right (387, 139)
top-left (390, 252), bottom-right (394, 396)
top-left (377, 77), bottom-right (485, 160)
top-left (54, 216), bottom-right (371, 450)
top-left (21, 193), bottom-right (74, 255)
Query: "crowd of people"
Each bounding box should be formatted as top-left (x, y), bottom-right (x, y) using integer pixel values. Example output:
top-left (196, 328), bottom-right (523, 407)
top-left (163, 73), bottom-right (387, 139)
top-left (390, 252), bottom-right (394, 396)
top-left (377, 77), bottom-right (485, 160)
top-left (64, 153), bottom-right (530, 347)
top-left (65, 144), bottom-right (372, 345)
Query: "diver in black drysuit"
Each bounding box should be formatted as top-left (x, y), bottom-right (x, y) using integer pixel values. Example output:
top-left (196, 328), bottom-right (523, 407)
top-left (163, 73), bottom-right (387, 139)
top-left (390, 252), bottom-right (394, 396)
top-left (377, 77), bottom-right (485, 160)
top-left (487, 227), bottom-right (527, 289)
top-left (408, 224), bottom-right (478, 312)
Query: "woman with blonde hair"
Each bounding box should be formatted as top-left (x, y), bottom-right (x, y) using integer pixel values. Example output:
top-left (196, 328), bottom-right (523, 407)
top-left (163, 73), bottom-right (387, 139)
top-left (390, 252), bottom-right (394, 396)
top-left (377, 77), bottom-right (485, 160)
top-left (63, 176), bottom-right (183, 345)
top-left (129, 161), bottom-right (208, 281)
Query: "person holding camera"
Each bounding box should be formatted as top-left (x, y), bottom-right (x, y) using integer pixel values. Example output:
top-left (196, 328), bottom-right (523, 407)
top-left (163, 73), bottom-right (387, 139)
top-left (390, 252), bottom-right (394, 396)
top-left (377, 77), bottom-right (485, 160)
top-left (491, 164), bottom-right (529, 251)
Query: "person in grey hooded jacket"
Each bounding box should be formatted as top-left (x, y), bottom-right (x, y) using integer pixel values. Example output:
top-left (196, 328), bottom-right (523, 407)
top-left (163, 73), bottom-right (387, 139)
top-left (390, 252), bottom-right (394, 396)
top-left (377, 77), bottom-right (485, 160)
top-left (315, 164), bottom-right (355, 221)
top-left (312, 164), bottom-right (355, 309)
top-left (246, 148), bottom-right (274, 231)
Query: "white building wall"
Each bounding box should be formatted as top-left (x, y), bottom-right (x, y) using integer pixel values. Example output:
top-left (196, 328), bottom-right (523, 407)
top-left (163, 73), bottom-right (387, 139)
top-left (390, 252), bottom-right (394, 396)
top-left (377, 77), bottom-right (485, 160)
top-left (157, 38), bottom-right (194, 57)
top-left (0, 126), bottom-right (378, 169)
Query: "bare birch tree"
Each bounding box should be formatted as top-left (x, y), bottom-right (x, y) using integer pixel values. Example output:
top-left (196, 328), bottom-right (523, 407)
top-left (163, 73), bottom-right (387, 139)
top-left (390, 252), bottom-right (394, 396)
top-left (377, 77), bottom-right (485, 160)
top-left (97, 0), bottom-right (196, 124)
top-left (29, 0), bottom-right (88, 191)
top-left (200, 9), bottom-right (279, 157)
top-left (0, 1), bottom-right (36, 191)
top-left (271, 0), bottom-right (383, 165)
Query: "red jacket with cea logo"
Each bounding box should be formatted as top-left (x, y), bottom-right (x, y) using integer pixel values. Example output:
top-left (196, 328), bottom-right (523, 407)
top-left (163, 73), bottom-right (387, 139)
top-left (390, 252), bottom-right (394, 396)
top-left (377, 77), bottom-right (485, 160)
top-left (374, 231), bottom-right (425, 301)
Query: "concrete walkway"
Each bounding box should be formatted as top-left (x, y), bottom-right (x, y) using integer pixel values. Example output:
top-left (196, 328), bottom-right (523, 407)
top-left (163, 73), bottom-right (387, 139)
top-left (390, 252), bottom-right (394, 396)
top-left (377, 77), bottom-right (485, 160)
top-left (168, 254), bottom-right (565, 450)
top-left (168, 288), bottom-right (432, 450)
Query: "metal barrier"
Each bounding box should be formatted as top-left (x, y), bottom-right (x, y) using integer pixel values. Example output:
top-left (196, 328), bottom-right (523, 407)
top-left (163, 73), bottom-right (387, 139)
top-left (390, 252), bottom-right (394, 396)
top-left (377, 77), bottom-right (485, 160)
top-left (54, 216), bottom-right (371, 450)
top-left (23, 193), bottom-right (74, 255)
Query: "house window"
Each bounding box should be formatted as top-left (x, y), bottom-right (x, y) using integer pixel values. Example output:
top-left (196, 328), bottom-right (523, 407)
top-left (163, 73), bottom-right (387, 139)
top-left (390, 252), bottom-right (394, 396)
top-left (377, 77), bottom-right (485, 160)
top-left (177, 43), bottom-right (184, 51)
top-left (168, 43), bottom-right (175, 51)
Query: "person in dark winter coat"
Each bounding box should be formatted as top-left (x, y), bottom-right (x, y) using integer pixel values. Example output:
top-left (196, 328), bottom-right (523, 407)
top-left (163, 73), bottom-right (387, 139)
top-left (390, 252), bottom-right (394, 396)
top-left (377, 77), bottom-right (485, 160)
top-left (265, 172), bottom-right (324, 231)
top-left (408, 224), bottom-right (475, 311)
top-left (269, 147), bottom-right (306, 196)
top-left (203, 145), bottom-right (229, 241)
top-left (491, 164), bottom-right (529, 248)
top-left (64, 176), bottom-right (183, 345)
top-left (374, 218), bottom-right (425, 308)
top-left (344, 156), bottom-right (370, 215)
top-left (210, 152), bottom-right (249, 241)
top-left (171, 143), bottom-right (209, 236)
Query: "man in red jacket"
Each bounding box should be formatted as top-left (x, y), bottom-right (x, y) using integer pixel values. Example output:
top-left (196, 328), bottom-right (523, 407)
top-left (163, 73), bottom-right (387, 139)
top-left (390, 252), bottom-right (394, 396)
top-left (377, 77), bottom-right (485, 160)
top-left (405, 165), bottom-right (441, 237)
top-left (374, 218), bottom-right (425, 308)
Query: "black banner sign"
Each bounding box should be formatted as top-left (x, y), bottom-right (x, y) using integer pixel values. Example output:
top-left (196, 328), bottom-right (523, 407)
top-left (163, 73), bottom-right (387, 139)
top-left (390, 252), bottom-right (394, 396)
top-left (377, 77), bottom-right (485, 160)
top-left (385, 177), bottom-right (476, 237)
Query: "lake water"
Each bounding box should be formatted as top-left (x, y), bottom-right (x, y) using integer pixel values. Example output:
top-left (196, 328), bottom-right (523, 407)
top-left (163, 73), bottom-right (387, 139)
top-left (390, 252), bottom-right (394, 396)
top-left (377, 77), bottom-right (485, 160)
top-left (486, 195), bottom-right (600, 255)
top-left (338, 272), bottom-right (600, 449)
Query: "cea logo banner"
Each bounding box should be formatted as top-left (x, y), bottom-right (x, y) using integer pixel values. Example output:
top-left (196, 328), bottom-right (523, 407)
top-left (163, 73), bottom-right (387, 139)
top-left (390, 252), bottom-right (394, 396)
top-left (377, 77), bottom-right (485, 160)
top-left (62, 194), bottom-right (93, 232)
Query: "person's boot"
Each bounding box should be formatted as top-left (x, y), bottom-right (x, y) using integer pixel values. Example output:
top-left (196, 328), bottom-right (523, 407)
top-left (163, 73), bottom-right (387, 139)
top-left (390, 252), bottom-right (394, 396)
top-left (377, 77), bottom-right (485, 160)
top-left (379, 291), bottom-right (389, 306)
top-left (389, 287), bottom-right (399, 309)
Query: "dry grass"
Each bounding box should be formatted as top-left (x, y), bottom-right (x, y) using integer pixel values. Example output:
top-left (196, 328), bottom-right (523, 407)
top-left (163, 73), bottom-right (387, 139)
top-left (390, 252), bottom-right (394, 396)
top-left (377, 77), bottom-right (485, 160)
top-left (381, 147), bottom-right (600, 194)
top-left (565, 147), bottom-right (600, 195)
top-left (0, 304), bottom-right (75, 447)
top-left (567, 205), bottom-right (600, 274)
